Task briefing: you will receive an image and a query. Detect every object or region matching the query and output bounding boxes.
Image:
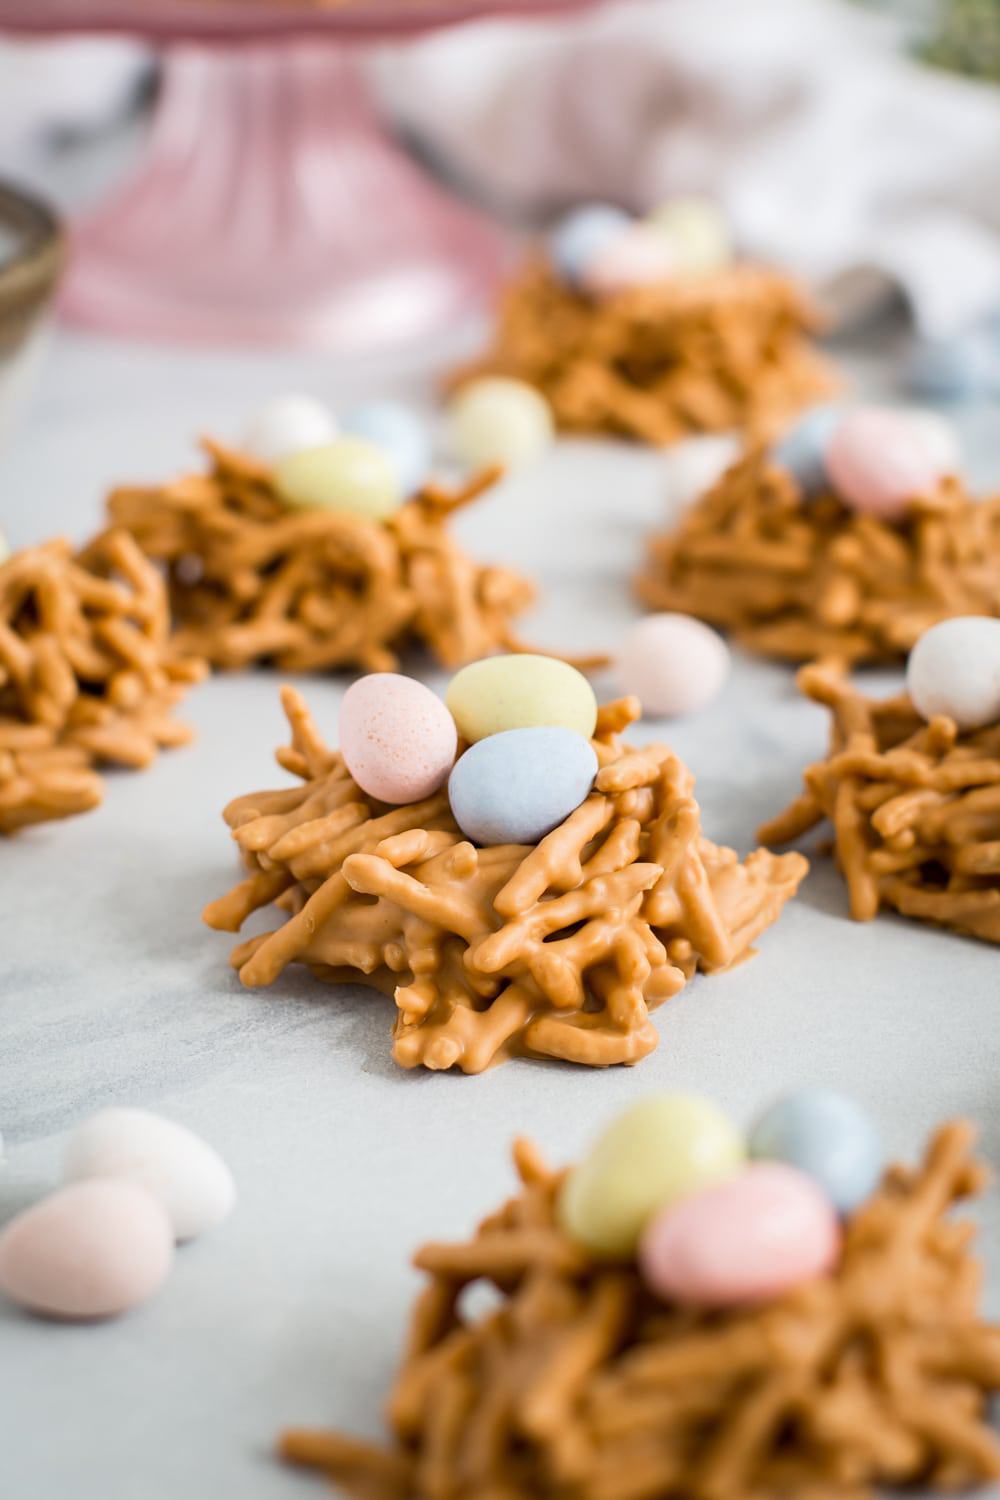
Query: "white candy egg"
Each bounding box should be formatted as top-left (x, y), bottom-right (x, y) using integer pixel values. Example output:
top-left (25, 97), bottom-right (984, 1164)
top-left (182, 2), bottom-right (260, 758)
top-left (242, 395), bottom-right (337, 466)
top-left (906, 617), bottom-right (1000, 732)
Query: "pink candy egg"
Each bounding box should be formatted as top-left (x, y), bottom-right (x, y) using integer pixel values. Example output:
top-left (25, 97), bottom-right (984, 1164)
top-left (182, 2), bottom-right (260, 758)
top-left (0, 1180), bottom-right (174, 1320)
top-left (582, 224), bottom-right (676, 297)
top-left (617, 613), bottom-right (730, 718)
top-left (340, 673), bottom-right (458, 805)
top-left (825, 408), bottom-right (942, 520)
top-left (639, 1163), bottom-right (840, 1308)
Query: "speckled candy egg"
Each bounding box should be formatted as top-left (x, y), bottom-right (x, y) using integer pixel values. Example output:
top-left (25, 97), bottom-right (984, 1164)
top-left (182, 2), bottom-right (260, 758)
top-left (0, 1180), bottom-right (174, 1320)
top-left (906, 617), bottom-right (1000, 732)
top-left (446, 654), bottom-right (597, 743)
top-left (448, 726), bottom-right (597, 846)
top-left (616, 614), bottom-right (729, 719)
top-left (582, 223), bottom-right (676, 298)
top-left (645, 196), bottom-right (731, 276)
top-left (772, 404), bottom-right (842, 496)
top-left (559, 1095), bottom-right (744, 1258)
top-left (639, 1163), bottom-right (840, 1307)
top-left (664, 434), bottom-right (740, 510)
top-left (749, 1090), bottom-right (883, 1214)
top-left (341, 400), bottom-right (431, 496)
top-left (447, 377), bottom-right (554, 470)
top-left (825, 407), bottom-right (942, 520)
top-left (548, 203), bottom-right (633, 285)
top-left (242, 394), bottom-right (337, 465)
top-left (340, 673), bottom-right (458, 805)
top-left (275, 437), bottom-right (401, 521)
top-left (64, 1108), bottom-right (236, 1242)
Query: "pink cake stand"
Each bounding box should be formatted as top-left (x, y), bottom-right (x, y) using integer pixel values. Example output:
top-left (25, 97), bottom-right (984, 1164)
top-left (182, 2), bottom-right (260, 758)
top-left (0, 0), bottom-right (585, 348)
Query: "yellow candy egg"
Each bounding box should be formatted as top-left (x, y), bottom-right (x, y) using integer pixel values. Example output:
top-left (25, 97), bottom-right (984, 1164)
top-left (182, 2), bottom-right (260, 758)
top-left (646, 196), bottom-right (731, 276)
top-left (275, 437), bottom-right (401, 521)
top-left (558, 1094), bottom-right (745, 1258)
top-left (446, 654), bottom-right (597, 743)
top-left (447, 377), bottom-right (554, 470)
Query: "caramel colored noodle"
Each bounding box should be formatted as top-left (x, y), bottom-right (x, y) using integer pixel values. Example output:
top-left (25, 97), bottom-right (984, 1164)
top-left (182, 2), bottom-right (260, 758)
top-left (450, 260), bottom-right (836, 445)
top-left (638, 451), bottom-right (1000, 665)
top-left (0, 531), bottom-right (206, 834)
top-left (281, 1120), bottom-right (1000, 1499)
top-left (204, 688), bottom-right (807, 1072)
top-left (759, 664), bottom-right (1000, 943)
top-left (107, 441), bottom-right (536, 673)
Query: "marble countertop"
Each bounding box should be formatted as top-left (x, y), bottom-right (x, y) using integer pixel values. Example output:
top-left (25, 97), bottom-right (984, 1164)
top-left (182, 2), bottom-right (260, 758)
top-left (2, 326), bottom-right (1000, 1500)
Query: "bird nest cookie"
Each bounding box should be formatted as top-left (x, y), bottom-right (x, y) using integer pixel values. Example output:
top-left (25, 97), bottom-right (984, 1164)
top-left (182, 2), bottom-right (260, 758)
top-left (203, 688), bottom-right (806, 1072)
top-left (107, 441), bottom-right (535, 673)
top-left (760, 663), bottom-right (1000, 943)
top-left (452, 260), bottom-right (835, 445)
top-left (280, 1115), bottom-right (1000, 1500)
top-left (0, 531), bottom-right (205, 834)
top-left (638, 448), bottom-right (1000, 665)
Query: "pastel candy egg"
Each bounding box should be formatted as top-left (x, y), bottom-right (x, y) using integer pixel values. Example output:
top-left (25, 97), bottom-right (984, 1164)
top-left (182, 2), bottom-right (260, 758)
top-left (771, 404), bottom-right (842, 496)
top-left (447, 377), bottom-right (554, 470)
top-left (896, 407), bottom-right (961, 475)
top-left (906, 616), bottom-right (1000, 731)
top-left (340, 673), bottom-right (458, 804)
top-left (559, 1094), bottom-right (744, 1258)
top-left (616, 614), bottom-right (729, 719)
top-left (448, 726), bottom-right (597, 846)
top-left (341, 401), bottom-right (431, 496)
top-left (639, 1163), bottom-right (840, 1307)
top-left (446, 654), bottom-right (597, 743)
top-left (64, 1107), bottom-right (236, 1242)
top-left (664, 434), bottom-right (740, 510)
top-left (0, 1180), bottom-right (174, 1320)
top-left (749, 1090), bottom-right (883, 1214)
top-left (548, 203), bottom-right (633, 285)
top-left (582, 223), bottom-right (676, 297)
top-left (825, 407), bottom-right (942, 520)
top-left (275, 437), bottom-right (401, 521)
top-left (242, 394), bottom-right (337, 465)
top-left (645, 196), bottom-right (731, 275)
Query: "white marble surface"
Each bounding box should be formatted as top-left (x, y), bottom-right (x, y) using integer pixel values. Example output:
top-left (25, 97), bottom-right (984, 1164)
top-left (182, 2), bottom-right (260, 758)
top-left (2, 328), bottom-right (1000, 1500)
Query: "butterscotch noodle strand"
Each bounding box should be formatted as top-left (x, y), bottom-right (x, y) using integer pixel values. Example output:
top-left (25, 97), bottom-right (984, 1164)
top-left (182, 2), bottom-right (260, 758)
top-left (0, 532), bottom-right (206, 834)
top-left (759, 664), bottom-right (1000, 942)
top-left (203, 688), bottom-right (806, 1072)
top-left (638, 452), bottom-right (1000, 666)
top-left (107, 440), bottom-right (535, 673)
top-left (279, 1120), bottom-right (1000, 1499)
top-left (450, 261), bottom-right (835, 444)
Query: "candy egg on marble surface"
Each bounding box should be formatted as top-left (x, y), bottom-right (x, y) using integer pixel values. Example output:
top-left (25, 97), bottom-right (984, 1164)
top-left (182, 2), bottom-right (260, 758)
top-left (340, 673), bottom-right (458, 804)
top-left (664, 434), bottom-right (740, 509)
top-left (447, 377), bottom-right (554, 470)
top-left (906, 617), bottom-right (1000, 732)
top-left (639, 1163), bottom-right (840, 1307)
top-left (825, 407), bottom-right (942, 520)
top-left (446, 654), bottom-right (597, 743)
top-left (616, 614), bottom-right (729, 719)
top-left (904, 334), bottom-right (997, 402)
top-left (242, 394), bottom-right (337, 466)
top-left (63, 1107), bottom-right (236, 1243)
top-left (896, 407), bottom-right (961, 475)
top-left (581, 223), bottom-right (676, 298)
top-left (275, 437), bottom-right (401, 521)
top-left (341, 400), bottom-right (431, 497)
top-left (559, 1095), bottom-right (744, 1258)
top-left (771, 404), bottom-right (842, 496)
top-left (448, 726), bottom-right (597, 847)
top-left (748, 1090), bottom-right (883, 1214)
top-left (645, 195), bottom-right (732, 276)
top-left (548, 203), bottom-right (633, 286)
top-left (0, 1180), bottom-right (174, 1320)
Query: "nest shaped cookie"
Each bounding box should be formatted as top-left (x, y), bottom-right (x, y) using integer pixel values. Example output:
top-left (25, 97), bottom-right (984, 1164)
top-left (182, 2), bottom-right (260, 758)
top-left (0, 530), bottom-right (205, 834)
top-left (638, 451), bottom-right (1000, 666)
top-left (760, 665), bottom-right (1000, 943)
top-left (107, 441), bottom-right (535, 673)
top-left (203, 688), bottom-right (806, 1072)
top-left (452, 260), bottom-right (835, 445)
top-left (281, 1119), bottom-right (1000, 1500)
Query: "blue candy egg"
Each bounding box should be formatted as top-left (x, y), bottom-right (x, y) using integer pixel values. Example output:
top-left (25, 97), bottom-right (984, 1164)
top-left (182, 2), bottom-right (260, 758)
top-left (771, 405), bottom-right (843, 497)
top-left (904, 335), bottom-right (998, 403)
top-left (340, 401), bottom-right (431, 496)
top-left (448, 727), bottom-right (598, 846)
top-left (749, 1089), bottom-right (884, 1215)
top-left (548, 204), bottom-right (633, 287)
